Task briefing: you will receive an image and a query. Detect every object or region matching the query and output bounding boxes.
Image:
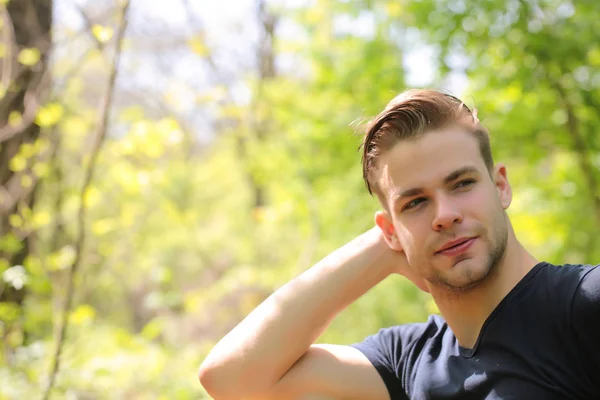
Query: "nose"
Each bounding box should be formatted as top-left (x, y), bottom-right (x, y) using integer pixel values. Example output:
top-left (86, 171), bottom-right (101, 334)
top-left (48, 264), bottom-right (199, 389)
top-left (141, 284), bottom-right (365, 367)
top-left (432, 193), bottom-right (463, 231)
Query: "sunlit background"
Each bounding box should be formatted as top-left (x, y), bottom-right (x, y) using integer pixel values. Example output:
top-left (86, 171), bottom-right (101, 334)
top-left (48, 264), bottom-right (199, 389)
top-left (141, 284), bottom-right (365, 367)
top-left (1, 0), bottom-right (598, 398)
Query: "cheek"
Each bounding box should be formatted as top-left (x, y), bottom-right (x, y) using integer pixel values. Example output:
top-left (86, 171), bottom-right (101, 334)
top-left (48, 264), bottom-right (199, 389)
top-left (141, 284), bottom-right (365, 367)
top-left (395, 222), bottom-right (427, 256)
top-left (464, 185), bottom-right (496, 219)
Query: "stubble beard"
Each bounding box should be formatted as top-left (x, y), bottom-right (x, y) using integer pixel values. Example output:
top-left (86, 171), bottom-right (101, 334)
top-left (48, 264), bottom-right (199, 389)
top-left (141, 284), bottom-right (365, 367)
top-left (432, 215), bottom-right (509, 293)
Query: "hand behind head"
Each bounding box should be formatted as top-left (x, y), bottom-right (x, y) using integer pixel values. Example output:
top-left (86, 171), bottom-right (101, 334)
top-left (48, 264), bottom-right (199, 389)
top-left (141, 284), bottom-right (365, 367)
top-left (370, 225), bottom-right (430, 293)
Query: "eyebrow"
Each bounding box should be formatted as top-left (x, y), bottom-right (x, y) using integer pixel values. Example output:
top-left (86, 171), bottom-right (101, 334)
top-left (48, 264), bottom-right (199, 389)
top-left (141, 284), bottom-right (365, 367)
top-left (391, 166), bottom-right (480, 203)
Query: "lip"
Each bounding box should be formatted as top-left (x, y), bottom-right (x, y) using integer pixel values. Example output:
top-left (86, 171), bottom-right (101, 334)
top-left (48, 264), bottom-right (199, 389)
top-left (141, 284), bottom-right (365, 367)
top-left (436, 237), bottom-right (477, 256)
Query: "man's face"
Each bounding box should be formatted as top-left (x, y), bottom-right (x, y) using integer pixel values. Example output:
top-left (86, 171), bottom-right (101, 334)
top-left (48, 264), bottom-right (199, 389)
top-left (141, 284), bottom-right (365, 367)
top-left (376, 127), bottom-right (511, 291)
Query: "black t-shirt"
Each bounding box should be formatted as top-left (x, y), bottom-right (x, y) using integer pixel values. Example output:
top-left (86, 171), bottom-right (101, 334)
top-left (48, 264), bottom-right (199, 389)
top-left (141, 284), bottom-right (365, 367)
top-left (351, 262), bottom-right (600, 399)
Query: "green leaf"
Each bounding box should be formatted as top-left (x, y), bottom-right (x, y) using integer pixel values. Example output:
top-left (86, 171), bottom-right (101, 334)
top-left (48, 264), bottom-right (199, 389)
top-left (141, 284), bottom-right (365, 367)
top-left (70, 304), bottom-right (96, 325)
top-left (141, 318), bottom-right (164, 340)
top-left (188, 37), bottom-right (209, 56)
top-left (8, 214), bottom-right (22, 228)
top-left (0, 233), bottom-right (22, 254)
top-left (17, 48), bottom-right (40, 66)
top-left (35, 103), bottom-right (64, 127)
top-left (0, 303), bottom-right (21, 324)
top-left (92, 24), bottom-right (114, 43)
top-left (9, 154), bottom-right (26, 172)
top-left (20, 174), bottom-right (33, 188)
top-left (8, 111), bottom-right (22, 126)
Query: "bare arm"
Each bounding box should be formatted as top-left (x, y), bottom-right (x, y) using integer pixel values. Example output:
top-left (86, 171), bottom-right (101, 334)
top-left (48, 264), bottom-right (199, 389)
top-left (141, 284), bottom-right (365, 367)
top-left (198, 227), bottom-right (407, 399)
top-left (257, 344), bottom-right (389, 400)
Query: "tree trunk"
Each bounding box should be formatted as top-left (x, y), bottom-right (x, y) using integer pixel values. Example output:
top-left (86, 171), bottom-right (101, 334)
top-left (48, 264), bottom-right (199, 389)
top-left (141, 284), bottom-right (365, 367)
top-left (0, 0), bottom-right (52, 350)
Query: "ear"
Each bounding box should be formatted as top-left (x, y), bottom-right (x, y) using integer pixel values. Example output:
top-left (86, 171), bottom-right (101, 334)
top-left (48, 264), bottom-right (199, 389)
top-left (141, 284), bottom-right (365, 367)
top-left (493, 163), bottom-right (512, 209)
top-left (374, 211), bottom-right (403, 251)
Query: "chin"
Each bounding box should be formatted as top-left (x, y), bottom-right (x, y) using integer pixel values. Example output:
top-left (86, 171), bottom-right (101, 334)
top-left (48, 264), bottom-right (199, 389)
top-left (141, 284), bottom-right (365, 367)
top-left (437, 258), bottom-right (493, 291)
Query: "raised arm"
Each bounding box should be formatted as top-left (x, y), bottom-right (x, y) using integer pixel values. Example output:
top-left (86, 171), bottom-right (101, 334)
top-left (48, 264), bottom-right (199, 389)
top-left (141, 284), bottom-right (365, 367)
top-left (198, 227), bottom-right (414, 400)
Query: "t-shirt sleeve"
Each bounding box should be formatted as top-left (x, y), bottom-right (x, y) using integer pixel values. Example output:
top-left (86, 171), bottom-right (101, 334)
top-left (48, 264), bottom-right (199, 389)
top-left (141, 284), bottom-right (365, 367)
top-left (350, 327), bottom-right (409, 400)
top-left (572, 264), bottom-right (600, 393)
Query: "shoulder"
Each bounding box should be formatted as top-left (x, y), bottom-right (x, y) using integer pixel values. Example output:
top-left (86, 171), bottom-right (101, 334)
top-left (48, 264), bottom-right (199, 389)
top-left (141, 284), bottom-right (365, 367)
top-left (571, 263), bottom-right (600, 319)
top-left (573, 262), bottom-right (600, 297)
top-left (353, 314), bottom-right (447, 350)
top-left (528, 261), bottom-right (599, 321)
top-left (350, 314), bottom-right (449, 369)
top-left (533, 261), bottom-right (594, 284)
top-left (507, 262), bottom-right (596, 329)
top-left (528, 262), bottom-right (596, 300)
top-left (535, 262), bottom-right (600, 340)
top-left (569, 263), bottom-right (600, 388)
top-left (350, 315), bottom-right (448, 400)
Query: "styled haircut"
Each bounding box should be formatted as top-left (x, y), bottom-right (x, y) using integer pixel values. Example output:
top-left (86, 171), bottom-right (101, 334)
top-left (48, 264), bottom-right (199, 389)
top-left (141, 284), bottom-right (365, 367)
top-left (360, 89), bottom-right (493, 199)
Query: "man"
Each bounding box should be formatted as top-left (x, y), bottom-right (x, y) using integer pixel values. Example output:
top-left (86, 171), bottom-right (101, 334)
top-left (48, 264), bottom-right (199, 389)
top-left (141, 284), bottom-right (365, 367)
top-left (198, 89), bottom-right (600, 399)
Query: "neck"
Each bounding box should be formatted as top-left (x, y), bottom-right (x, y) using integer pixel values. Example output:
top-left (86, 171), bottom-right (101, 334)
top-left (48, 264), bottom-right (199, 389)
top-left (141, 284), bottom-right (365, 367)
top-left (429, 226), bottom-right (539, 349)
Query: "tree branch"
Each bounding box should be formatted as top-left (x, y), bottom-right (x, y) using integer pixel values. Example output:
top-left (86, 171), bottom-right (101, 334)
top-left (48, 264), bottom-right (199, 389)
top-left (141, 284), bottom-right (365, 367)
top-left (0, 5), bottom-right (16, 94)
top-left (40, 1), bottom-right (131, 398)
top-left (0, 89), bottom-right (40, 143)
top-left (553, 81), bottom-right (600, 224)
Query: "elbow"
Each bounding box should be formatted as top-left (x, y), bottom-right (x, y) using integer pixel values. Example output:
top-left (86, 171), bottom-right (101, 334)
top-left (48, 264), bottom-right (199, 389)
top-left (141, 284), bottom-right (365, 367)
top-left (198, 363), bottom-right (229, 399)
top-left (197, 363), bottom-right (212, 393)
top-left (199, 362), bottom-right (269, 400)
top-left (198, 363), bottom-right (248, 400)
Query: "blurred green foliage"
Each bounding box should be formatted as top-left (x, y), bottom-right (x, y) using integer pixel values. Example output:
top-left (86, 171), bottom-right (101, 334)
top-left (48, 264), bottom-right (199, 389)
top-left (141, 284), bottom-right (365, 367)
top-left (1, 0), bottom-right (598, 398)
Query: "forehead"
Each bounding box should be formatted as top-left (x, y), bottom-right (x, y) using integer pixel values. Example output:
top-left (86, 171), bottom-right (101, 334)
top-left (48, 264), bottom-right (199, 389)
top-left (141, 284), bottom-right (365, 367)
top-left (376, 127), bottom-right (485, 199)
